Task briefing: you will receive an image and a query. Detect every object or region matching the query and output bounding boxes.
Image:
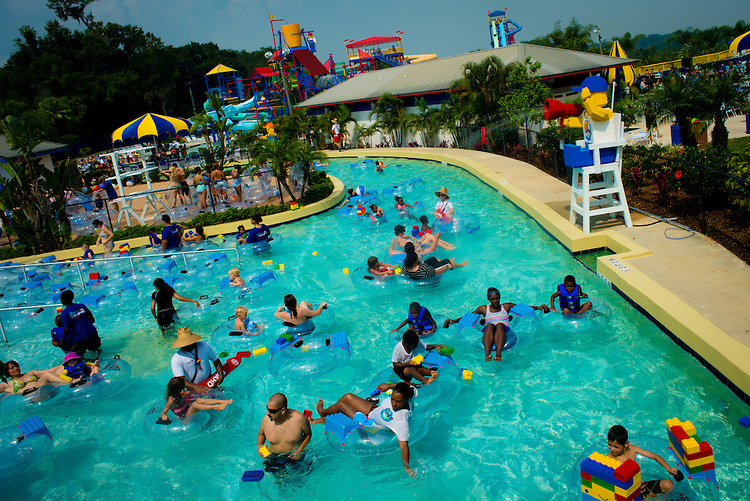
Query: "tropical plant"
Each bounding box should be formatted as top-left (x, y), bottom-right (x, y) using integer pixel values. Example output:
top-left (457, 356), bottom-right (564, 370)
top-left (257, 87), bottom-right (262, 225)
top-left (190, 93), bottom-right (231, 169)
top-left (330, 104), bottom-right (357, 146)
top-left (0, 116), bottom-right (80, 253)
top-left (354, 124), bottom-right (378, 148)
top-left (407, 98), bottom-right (440, 147)
top-left (697, 72), bottom-right (750, 149)
top-left (294, 142), bottom-right (329, 199)
top-left (369, 93), bottom-right (406, 147)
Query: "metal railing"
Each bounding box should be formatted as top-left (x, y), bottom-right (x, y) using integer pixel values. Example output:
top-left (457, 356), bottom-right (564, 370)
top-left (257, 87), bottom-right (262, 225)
top-left (0, 303), bottom-right (62, 346)
top-left (2, 247), bottom-right (243, 289)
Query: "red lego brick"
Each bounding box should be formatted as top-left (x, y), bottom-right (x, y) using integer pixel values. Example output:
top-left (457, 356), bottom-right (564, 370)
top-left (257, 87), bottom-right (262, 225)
top-left (614, 459), bottom-right (640, 482)
top-left (671, 426), bottom-right (690, 441)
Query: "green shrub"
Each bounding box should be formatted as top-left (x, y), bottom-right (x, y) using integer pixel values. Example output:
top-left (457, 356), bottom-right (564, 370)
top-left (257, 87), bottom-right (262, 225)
top-left (301, 170), bottom-right (334, 204)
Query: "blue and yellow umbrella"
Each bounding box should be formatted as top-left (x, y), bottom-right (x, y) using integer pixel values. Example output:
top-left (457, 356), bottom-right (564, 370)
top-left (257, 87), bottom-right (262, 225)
top-left (111, 113), bottom-right (193, 144)
top-left (605, 40), bottom-right (635, 87)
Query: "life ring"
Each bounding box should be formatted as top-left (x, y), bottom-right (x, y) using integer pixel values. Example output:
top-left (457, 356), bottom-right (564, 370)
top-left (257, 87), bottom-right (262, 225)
top-left (210, 317), bottom-right (271, 348)
top-left (225, 233), bottom-right (284, 256)
top-left (540, 298), bottom-right (611, 335)
top-left (268, 331), bottom-right (350, 381)
top-left (432, 213), bottom-right (480, 235)
top-left (454, 304), bottom-right (541, 354)
top-left (219, 268), bottom-right (279, 301)
top-left (142, 388), bottom-right (232, 439)
top-left (350, 264), bottom-right (462, 291)
top-left (264, 306), bottom-right (336, 340)
top-left (0, 417), bottom-right (53, 482)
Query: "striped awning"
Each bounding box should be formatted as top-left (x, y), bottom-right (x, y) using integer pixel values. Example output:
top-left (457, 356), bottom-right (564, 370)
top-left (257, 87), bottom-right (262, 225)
top-left (606, 41), bottom-right (635, 86)
top-left (111, 113), bottom-right (192, 144)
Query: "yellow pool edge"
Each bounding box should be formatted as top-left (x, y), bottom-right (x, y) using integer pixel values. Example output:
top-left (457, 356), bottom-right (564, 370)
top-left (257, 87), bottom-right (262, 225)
top-left (334, 150), bottom-right (750, 400)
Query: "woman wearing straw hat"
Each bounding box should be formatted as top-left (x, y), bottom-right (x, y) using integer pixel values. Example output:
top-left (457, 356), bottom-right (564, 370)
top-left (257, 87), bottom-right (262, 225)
top-left (170, 327), bottom-right (223, 395)
top-left (434, 187), bottom-right (454, 222)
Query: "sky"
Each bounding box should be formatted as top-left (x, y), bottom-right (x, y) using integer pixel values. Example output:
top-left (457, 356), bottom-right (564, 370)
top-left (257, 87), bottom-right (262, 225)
top-left (0, 0), bottom-right (746, 67)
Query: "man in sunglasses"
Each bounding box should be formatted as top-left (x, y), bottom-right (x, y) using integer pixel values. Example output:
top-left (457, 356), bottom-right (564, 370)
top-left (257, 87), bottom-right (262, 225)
top-left (256, 393), bottom-right (312, 471)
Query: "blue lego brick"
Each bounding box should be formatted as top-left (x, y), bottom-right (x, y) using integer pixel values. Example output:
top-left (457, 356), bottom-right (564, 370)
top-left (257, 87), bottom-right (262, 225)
top-left (121, 281), bottom-right (137, 292)
top-left (337, 206), bottom-right (354, 216)
top-left (49, 282), bottom-right (72, 293)
top-left (163, 276), bottom-right (178, 287)
top-left (457, 312), bottom-right (481, 328)
top-left (40, 255), bottom-right (56, 263)
top-left (581, 492), bottom-right (600, 501)
top-left (209, 252), bottom-right (228, 263)
top-left (327, 332), bottom-right (350, 355)
top-left (158, 260), bottom-right (176, 272)
top-left (80, 294), bottom-right (105, 307)
top-left (18, 415), bottom-right (52, 439)
top-left (325, 412), bottom-right (360, 444)
top-left (20, 281), bottom-right (43, 291)
top-left (381, 188), bottom-right (395, 198)
top-left (509, 303), bottom-right (536, 318)
top-left (252, 270), bottom-right (276, 288)
top-left (53, 263), bottom-right (67, 272)
top-left (30, 273), bottom-right (51, 283)
top-left (740, 416), bottom-right (750, 428)
top-left (409, 177), bottom-right (423, 185)
top-left (219, 276), bottom-right (230, 289)
top-left (421, 350), bottom-right (453, 369)
top-left (241, 470), bottom-right (264, 482)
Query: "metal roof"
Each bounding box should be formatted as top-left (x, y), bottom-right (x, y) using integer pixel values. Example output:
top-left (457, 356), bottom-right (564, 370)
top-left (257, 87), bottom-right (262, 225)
top-left (346, 36), bottom-right (401, 49)
top-left (297, 43), bottom-right (637, 109)
top-left (0, 134), bottom-right (68, 160)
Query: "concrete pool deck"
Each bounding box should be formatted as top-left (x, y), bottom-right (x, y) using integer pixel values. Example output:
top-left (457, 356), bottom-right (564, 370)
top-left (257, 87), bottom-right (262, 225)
top-left (329, 148), bottom-right (750, 403)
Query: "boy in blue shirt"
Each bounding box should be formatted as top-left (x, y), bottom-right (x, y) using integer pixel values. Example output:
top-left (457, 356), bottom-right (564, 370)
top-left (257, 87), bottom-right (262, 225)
top-left (60, 290), bottom-right (101, 356)
top-left (161, 215), bottom-right (183, 251)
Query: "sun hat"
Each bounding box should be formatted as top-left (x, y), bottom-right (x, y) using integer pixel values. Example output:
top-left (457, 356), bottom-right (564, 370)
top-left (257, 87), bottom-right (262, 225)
top-left (331, 118), bottom-right (338, 123)
top-left (171, 327), bottom-right (202, 349)
top-left (434, 187), bottom-right (449, 199)
top-left (64, 352), bottom-right (82, 364)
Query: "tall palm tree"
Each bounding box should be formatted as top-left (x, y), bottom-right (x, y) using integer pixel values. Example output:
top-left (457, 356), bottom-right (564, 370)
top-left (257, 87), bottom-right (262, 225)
top-left (330, 104), bottom-right (356, 147)
top-left (369, 93), bottom-right (406, 146)
top-left (295, 142), bottom-right (328, 199)
top-left (698, 72), bottom-right (750, 148)
top-left (409, 97), bottom-right (440, 147)
top-left (249, 138), bottom-right (298, 203)
top-left (450, 55), bottom-right (512, 126)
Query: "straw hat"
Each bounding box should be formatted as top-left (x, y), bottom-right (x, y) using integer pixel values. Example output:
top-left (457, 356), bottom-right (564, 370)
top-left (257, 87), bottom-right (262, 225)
top-left (172, 327), bottom-right (202, 349)
top-left (331, 118), bottom-right (338, 123)
top-left (434, 187), bottom-right (449, 199)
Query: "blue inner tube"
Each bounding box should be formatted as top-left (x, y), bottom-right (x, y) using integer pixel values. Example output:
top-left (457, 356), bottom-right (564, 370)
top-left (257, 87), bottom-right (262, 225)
top-left (432, 213), bottom-right (480, 235)
top-left (350, 264), bottom-right (462, 291)
top-left (540, 299), bottom-right (611, 335)
top-left (0, 423), bottom-right (53, 482)
top-left (268, 332), bottom-right (350, 381)
top-left (142, 388), bottom-right (232, 439)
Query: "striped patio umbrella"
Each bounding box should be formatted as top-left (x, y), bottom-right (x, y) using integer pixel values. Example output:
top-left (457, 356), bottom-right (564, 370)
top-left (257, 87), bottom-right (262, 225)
top-left (111, 113), bottom-right (192, 144)
top-left (606, 41), bottom-right (635, 86)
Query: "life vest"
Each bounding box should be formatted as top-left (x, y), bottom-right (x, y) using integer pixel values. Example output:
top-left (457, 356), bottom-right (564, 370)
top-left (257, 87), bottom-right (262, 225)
top-left (557, 284), bottom-right (581, 312)
top-left (408, 307), bottom-right (431, 332)
top-left (64, 360), bottom-right (90, 380)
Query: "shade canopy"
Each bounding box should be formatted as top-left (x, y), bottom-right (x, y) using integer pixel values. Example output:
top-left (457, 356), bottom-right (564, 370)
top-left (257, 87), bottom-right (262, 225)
top-left (205, 64), bottom-right (238, 76)
top-left (606, 41), bottom-right (635, 86)
top-left (111, 113), bottom-right (193, 144)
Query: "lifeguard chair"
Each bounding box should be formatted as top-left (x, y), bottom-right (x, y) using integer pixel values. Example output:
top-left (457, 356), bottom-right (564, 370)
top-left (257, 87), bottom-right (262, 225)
top-left (562, 76), bottom-right (632, 233)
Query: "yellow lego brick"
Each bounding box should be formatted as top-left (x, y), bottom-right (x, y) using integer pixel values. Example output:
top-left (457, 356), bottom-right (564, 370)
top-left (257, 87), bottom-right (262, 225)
top-left (614, 484), bottom-right (639, 497)
top-left (686, 454), bottom-right (715, 467)
top-left (590, 484), bottom-right (616, 501)
top-left (682, 421), bottom-right (696, 436)
top-left (682, 437), bottom-right (700, 455)
top-left (666, 417), bottom-right (680, 429)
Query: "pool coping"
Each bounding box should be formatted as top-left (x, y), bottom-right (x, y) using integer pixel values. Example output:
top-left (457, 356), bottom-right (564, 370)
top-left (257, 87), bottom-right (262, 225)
top-left (330, 149), bottom-right (750, 405)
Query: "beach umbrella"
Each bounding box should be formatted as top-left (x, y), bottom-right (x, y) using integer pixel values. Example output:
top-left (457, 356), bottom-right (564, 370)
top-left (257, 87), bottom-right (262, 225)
top-left (729, 30), bottom-right (750, 55)
top-left (111, 113), bottom-right (192, 144)
top-left (605, 41), bottom-right (635, 87)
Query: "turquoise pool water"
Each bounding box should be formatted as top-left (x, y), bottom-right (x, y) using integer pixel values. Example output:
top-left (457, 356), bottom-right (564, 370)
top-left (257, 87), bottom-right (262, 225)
top-left (1, 157), bottom-right (748, 500)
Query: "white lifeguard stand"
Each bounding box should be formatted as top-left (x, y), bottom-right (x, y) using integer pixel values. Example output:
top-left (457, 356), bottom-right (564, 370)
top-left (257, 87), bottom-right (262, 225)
top-left (566, 113), bottom-right (632, 233)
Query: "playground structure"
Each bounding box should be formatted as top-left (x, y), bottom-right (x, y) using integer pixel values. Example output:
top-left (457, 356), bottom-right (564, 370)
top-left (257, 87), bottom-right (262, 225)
top-left (344, 33), bottom-right (410, 76)
top-left (487, 9), bottom-right (522, 48)
top-left (201, 17), bottom-right (333, 128)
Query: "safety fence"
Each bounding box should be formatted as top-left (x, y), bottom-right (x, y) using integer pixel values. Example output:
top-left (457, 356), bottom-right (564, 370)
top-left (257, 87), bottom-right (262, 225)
top-left (64, 166), bottom-right (305, 237)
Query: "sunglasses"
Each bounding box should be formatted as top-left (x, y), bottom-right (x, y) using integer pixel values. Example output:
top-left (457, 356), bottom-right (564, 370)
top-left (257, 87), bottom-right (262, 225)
top-left (266, 407), bottom-right (282, 414)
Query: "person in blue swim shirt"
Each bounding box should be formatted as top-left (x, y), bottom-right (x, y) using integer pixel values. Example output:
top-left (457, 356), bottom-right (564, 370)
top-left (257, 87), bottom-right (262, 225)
top-left (549, 275), bottom-right (592, 315)
top-left (245, 215), bottom-right (270, 243)
top-left (160, 214), bottom-right (183, 251)
top-left (59, 290), bottom-right (101, 357)
top-left (50, 314), bottom-right (70, 352)
top-left (391, 302), bottom-right (437, 337)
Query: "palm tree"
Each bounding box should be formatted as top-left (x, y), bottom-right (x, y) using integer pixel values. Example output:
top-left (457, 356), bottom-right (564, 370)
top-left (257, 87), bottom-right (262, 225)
top-left (249, 138), bottom-right (298, 203)
top-left (438, 94), bottom-right (472, 148)
top-left (354, 123), bottom-right (378, 148)
top-left (650, 73), bottom-right (705, 147)
top-left (330, 104), bottom-right (356, 147)
top-left (698, 72), bottom-right (750, 148)
top-left (190, 93), bottom-right (231, 169)
top-left (405, 98), bottom-right (440, 147)
top-left (295, 142), bottom-right (328, 199)
top-left (369, 93), bottom-right (406, 146)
